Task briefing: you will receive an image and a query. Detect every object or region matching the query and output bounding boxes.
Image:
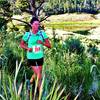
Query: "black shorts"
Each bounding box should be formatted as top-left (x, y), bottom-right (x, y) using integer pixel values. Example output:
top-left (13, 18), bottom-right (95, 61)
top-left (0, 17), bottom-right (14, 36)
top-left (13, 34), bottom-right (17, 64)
top-left (28, 58), bottom-right (44, 66)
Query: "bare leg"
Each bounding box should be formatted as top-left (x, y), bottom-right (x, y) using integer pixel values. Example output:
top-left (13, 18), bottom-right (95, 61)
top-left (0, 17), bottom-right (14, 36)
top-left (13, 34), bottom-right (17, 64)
top-left (31, 66), bottom-right (42, 91)
top-left (37, 72), bottom-right (42, 90)
top-left (30, 74), bottom-right (36, 84)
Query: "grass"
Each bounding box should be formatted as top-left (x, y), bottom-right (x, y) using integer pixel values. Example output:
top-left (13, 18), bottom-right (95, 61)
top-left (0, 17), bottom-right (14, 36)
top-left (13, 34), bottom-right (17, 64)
top-left (0, 59), bottom-right (68, 100)
top-left (0, 73), bottom-right (68, 100)
top-left (44, 20), bottom-right (100, 31)
top-left (1, 45), bottom-right (100, 99)
top-left (0, 25), bottom-right (100, 99)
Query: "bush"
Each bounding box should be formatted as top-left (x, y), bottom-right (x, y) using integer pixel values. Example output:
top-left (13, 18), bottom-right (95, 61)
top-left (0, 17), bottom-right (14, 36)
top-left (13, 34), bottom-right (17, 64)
top-left (64, 37), bottom-right (85, 55)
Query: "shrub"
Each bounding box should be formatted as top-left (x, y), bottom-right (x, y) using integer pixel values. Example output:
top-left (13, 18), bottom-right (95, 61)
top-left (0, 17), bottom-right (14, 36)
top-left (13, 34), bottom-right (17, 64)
top-left (63, 37), bottom-right (85, 55)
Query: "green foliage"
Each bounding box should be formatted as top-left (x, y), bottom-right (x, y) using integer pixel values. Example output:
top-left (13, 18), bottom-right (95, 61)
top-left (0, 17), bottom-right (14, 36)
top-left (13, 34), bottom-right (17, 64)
top-left (15, 0), bottom-right (29, 10)
top-left (0, 22), bottom-right (100, 99)
top-left (0, 0), bottom-right (100, 99)
top-left (0, 18), bottom-right (7, 29)
top-left (64, 37), bottom-right (85, 54)
top-left (0, 0), bottom-right (99, 20)
top-left (44, 44), bottom-right (97, 99)
top-left (0, 29), bottom-right (25, 73)
top-left (88, 44), bottom-right (99, 56)
top-left (44, 0), bottom-right (66, 15)
top-left (0, 0), bottom-right (11, 11)
top-left (0, 71), bottom-right (20, 100)
top-left (0, 25), bottom-right (7, 53)
top-left (44, 0), bottom-right (99, 15)
top-left (43, 36), bottom-right (100, 99)
top-left (1, 35), bottom-right (100, 99)
top-left (0, 69), bottom-right (67, 100)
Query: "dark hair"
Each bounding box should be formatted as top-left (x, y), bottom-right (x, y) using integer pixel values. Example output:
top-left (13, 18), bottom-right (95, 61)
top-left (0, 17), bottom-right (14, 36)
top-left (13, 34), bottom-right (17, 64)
top-left (30, 17), bottom-right (39, 24)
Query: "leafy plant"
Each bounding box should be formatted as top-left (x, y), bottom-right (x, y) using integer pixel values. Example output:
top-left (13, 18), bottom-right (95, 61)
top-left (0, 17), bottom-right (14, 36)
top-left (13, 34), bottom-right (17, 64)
top-left (64, 37), bottom-right (85, 55)
top-left (0, 60), bottom-right (67, 100)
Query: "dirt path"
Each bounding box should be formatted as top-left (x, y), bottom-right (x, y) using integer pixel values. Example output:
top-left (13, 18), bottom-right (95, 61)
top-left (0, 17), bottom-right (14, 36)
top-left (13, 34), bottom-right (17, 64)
top-left (87, 27), bottom-right (100, 40)
top-left (46, 26), bottom-right (100, 40)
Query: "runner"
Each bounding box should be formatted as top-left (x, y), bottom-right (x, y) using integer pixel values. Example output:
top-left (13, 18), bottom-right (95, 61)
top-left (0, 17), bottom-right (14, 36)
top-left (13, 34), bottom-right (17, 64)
top-left (20, 17), bottom-right (51, 91)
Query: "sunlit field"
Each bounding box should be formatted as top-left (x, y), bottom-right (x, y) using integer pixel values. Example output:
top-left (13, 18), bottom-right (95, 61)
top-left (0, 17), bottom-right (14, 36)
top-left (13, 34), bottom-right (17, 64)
top-left (45, 20), bottom-right (100, 31)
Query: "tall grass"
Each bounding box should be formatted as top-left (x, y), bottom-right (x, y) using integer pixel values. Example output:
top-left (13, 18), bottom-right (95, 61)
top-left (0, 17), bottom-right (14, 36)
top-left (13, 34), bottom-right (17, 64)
top-left (44, 37), bottom-right (100, 99)
top-left (0, 60), bottom-right (68, 100)
top-left (0, 28), bottom-right (100, 99)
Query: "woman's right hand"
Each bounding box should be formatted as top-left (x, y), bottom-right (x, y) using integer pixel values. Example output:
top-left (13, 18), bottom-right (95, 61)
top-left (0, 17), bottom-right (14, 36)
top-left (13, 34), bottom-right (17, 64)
top-left (27, 48), bottom-right (32, 52)
top-left (20, 40), bottom-right (33, 52)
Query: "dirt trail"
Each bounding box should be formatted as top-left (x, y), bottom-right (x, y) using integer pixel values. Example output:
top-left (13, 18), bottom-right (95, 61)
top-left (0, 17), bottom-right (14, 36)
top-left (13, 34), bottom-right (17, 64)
top-left (46, 26), bottom-right (100, 50)
top-left (46, 26), bottom-right (100, 39)
top-left (87, 27), bottom-right (100, 40)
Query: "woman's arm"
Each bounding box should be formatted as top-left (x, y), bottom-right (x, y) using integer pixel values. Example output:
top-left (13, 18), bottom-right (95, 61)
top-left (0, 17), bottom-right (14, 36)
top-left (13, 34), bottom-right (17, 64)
top-left (20, 40), bottom-right (32, 51)
top-left (37, 38), bottom-right (51, 48)
top-left (43, 38), bottom-right (51, 48)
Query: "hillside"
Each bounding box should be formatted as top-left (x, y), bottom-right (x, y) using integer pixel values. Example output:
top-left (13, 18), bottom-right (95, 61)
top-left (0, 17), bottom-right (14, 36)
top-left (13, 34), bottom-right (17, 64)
top-left (45, 13), bottom-right (100, 48)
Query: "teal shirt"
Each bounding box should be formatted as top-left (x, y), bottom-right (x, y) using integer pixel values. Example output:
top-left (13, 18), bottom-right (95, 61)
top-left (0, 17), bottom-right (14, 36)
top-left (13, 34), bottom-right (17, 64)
top-left (22, 30), bottom-right (48, 59)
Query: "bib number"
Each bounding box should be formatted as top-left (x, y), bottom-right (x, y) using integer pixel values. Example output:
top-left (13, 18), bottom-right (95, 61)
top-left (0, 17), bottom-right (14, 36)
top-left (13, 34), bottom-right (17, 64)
top-left (33, 46), bottom-right (41, 53)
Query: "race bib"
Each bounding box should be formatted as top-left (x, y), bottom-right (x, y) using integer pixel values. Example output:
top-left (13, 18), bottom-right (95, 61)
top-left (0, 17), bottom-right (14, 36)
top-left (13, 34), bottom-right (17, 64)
top-left (33, 45), bottom-right (41, 53)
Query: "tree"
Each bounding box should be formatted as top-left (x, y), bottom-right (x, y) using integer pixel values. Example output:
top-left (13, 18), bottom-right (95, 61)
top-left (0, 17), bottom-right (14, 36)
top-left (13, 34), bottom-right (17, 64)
top-left (0, 0), bottom-right (99, 26)
top-left (0, 0), bottom-right (47, 26)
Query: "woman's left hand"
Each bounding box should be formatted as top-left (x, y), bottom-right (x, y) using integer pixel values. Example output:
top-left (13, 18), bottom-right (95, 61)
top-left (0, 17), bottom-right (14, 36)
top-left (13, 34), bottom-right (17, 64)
top-left (37, 40), bottom-right (43, 44)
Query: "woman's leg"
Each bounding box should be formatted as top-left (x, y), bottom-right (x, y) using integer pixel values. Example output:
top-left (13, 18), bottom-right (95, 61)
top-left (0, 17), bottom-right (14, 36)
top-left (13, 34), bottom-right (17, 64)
top-left (31, 66), bottom-right (42, 90)
top-left (30, 73), bottom-right (36, 84)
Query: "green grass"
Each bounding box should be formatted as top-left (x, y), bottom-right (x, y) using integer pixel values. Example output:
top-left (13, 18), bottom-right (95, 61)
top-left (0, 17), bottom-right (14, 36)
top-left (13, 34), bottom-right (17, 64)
top-left (1, 27), bottom-right (100, 99)
top-left (44, 20), bottom-right (100, 31)
top-left (1, 45), bottom-right (100, 99)
top-left (0, 72), bottom-right (67, 100)
top-left (0, 59), bottom-right (68, 100)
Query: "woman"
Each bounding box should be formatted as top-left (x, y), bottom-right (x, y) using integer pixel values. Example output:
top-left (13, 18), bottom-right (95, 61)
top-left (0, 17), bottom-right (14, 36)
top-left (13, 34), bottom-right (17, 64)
top-left (20, 17), bottom-right (51, 90)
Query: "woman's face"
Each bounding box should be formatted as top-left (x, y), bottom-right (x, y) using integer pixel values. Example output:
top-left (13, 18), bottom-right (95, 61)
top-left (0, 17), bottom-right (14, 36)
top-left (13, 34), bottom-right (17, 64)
top-left (31, 21), bottom-right (40, 31)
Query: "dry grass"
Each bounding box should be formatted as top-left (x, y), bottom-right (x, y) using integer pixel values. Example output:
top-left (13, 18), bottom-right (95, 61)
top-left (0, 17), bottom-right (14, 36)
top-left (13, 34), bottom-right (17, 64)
top-left (46, 13), bottom-right (96, 22)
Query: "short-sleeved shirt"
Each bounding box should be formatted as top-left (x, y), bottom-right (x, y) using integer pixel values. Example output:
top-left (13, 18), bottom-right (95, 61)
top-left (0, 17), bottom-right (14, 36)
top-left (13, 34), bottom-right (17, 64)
top-left (22, 30), bottom-right (48, 59)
